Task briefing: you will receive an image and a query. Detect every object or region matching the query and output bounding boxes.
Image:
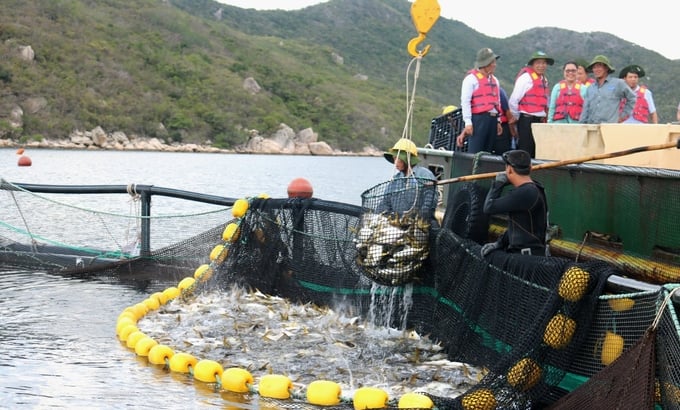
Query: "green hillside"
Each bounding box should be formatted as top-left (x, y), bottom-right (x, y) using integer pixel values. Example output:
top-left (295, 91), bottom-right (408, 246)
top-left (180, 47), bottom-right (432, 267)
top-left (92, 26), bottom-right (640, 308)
top-left (1, 0), bottom-right (678, 152)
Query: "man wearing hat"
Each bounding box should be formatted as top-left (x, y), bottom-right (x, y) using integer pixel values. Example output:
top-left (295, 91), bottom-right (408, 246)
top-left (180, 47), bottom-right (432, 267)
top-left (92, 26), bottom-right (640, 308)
top-left (509, 51), bottom-right (555, 158)
top-left (458, 48), bottom-right (502, 154)
top-left (579, 55), bottom-right (637, 124)
top-left (619, 64), bottom-right (658, 124)
top-left (378, 138), bottom-right (438, 222)
top-left (481, 149), bottom-right (548, 257)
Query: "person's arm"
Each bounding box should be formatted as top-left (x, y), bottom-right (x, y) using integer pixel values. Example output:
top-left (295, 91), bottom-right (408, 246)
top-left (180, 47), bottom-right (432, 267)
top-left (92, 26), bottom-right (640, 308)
top-left (579, 87), bottom-right (592, 124)
top-left (460, 74), bottom-right (475, 128)
top-left (547, 84), bottom-right (560, 123)
top-left (645, 90), bottom-right (658, 124)
top-left (484, 181), bottom-right (539, 215)
top-left (619, 82), bottom-right (637, 122)
top-left (508, 74), bottom-right (531, 120)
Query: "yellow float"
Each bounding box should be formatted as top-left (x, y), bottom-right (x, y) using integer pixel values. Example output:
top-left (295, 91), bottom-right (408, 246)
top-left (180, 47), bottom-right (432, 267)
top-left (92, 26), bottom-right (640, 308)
top-left (134, 336), bottom-right (158, 356)
top-left (353, 387), bottom-right (388, 410)
top-left (306, 380), bottom-right (341, 406)
top-left (557, 266), bottom-right (590, 302)
top-left (117, 324), bottom-right (139, 342)
top-left (222, 222), bottom-right (240, 243)
top-left (148, 344), bottom-right (175, 365)
top-left (125, 330), bottom-right (147, 349)
top-left (162, 286), bottom-right (180, 301)
top-left (461, 388), bottom-right (497, 410)
top-left (258, 374), bottom-right (292, 399)
top-left (506, 358), bottom-right (542, 391)
top-left (143, 296), bottom-right (160, 311)
top-left (601, 331), bottom-right (624, 365)
top-left (177, 276), bottom-right (196, 291)
top-left (193, 359), bottom-right (224, 383)
top-left (221, 368), bottom-right (254, 393)
top-left (169, 352), bottom-right (198, 373)
top-left (398, 392), bottom-right (434, 408)
top-left (608, 297), bottom-right (635, 312)
top-left (543, 313), bottom-right (576, 349)
top-left (209, 244), bottom-right (227, 262)
top-left (232, 198), bottom-right (249, 218)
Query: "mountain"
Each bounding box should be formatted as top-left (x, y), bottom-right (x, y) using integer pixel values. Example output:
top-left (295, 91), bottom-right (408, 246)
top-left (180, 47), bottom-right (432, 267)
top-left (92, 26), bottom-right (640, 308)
top-left (1, 0), bottom-right (678, 152)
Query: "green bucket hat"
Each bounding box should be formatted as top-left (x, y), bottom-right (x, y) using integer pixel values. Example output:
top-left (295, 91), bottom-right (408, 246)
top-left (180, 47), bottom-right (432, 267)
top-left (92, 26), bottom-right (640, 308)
top-left (587, 55), bottom-right (615, 73)
top-left (619, 64), bottom-right (645, 79)
top-left (527, 51), bottom-right (554, 66)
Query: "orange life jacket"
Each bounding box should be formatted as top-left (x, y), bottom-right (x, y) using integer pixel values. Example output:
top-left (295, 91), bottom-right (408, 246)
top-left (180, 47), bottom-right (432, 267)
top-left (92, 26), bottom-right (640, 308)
top-left (468, 69), bottom-right (500, 114)
top-left (631, 86), bottom-right (651, 122)
top-left (552, 81), bottom-right (583, 121)
top-left (517, 68), bottom-right (548, 113)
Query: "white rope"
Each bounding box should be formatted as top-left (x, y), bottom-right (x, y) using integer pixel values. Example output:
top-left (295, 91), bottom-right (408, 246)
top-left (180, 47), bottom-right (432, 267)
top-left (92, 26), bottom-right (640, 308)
top-left (651, 286), bottom-right (680, 330)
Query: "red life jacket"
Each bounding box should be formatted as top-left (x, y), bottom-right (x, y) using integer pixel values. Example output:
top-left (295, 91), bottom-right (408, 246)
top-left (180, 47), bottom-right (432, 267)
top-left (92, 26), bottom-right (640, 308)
top-left (552, 81), bottom-right (583, 121)
top-left (619, 85), bottom-right (650, 122)
top-left (517, 68), bottom-right (549, 113)
top-left (468, 69), bottom-right (500, 114)
top-left (583, 78), bottom-right (596, 87)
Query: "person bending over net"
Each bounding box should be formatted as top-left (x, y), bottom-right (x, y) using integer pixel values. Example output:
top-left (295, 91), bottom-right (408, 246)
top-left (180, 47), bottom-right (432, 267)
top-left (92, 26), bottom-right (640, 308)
top-left (481, 149), bottom-right (548, 257)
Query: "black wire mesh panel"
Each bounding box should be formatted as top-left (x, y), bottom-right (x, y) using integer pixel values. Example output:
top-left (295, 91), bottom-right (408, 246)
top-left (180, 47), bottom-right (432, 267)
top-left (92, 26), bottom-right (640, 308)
top-left (428, 108), bottom-right (465, 152)
top-left (355, 177), bottom-right (437, 286)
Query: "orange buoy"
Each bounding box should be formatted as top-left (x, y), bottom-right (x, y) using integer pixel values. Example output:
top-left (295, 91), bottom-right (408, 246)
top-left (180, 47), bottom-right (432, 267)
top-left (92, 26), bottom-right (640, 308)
top-left (287, 177), bottom-right (313, 198)
top-left (16, 148), bottom-right (24, 155)
top-left (17, 155), bottom-right (32, 166)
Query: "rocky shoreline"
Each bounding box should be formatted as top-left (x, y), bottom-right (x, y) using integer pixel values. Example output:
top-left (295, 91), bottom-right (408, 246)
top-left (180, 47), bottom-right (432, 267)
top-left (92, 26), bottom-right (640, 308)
top-left (0, 123), bottom-right (383, 157)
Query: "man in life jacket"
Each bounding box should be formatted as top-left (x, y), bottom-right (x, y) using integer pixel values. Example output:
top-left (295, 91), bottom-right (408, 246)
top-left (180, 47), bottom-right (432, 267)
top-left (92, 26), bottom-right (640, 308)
top-left (548, 61), bottom-right (586, 123)
top-left (509, 51), bottom-right (554, 158)
top-left (619, 65), bottom-right (658, 124)
top-left (457, 48), bottom-right (503, 154)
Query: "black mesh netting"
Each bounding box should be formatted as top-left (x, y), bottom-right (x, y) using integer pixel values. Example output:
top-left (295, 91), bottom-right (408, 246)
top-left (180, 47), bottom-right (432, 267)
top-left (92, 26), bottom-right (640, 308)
top-left (3, 191), bottom-right (680, 409)
top-left (355, 177), bottom-right (437, 287)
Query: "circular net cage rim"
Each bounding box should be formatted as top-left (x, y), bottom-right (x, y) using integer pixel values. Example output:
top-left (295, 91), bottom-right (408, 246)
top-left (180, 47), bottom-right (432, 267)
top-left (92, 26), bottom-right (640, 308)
top-left (361, 177), bottom-right (435, 200)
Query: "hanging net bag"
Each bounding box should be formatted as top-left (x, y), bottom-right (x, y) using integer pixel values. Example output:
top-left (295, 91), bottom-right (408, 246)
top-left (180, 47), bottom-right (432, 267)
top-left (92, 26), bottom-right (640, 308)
top-left (355, 175), bottom-right (437, 286)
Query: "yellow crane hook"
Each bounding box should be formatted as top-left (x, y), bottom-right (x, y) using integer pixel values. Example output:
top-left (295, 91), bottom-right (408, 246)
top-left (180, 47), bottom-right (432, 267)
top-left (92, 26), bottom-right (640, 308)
top-left (407, 0), bottom-right (441, 57)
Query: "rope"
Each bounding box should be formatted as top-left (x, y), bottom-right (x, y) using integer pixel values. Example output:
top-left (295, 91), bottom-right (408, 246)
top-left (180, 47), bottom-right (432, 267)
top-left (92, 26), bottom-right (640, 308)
top-left (651, 287), bottom-right (680, 330)
top-left (2, 178), bottom-right (38, 252)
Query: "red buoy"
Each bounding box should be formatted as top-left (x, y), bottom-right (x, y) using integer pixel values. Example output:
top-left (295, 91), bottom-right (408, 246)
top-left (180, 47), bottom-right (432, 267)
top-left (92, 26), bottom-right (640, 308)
top-left (287, 177), bottom-right (313, 198)
top-left (18, 155), bottom-right (32, 167)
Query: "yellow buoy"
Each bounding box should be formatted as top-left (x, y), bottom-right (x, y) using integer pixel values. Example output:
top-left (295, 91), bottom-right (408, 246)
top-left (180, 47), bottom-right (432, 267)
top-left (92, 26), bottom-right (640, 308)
top-left (461, 388), bottom-right (497, 410)
top-left (124, 303), bottom-right (147, 320)
top-left (441, 105), bottom-right (458, 115)
top-left (232, 198), bottom-right (249, 218)
top-left (143, 296), bottom-right (160, 311)
top-left (118, 324), bottom-right (139, 342)
top-left (209, 244), bottom-right (227, 263)
top-left (193, 359), bottom-right (224, 383)
top-left (193, 264), bottom-right (213, 281)
top-left (177, 276), bottom-right (196, 292)
top-left (148, 344), bottom-right (175, 365)
top-left (543, 313), bottom-right (576, 350)
top-left (557, 266), bottom-right (590, 302)
top-left (398, 392), bottom-right (434, 409)
top-left (608, 298), bottom-right (635, 312)
top-left (306, 380), bottom-right (341, 406)
top-left (258, 193), bottom-right (270, 199)
top-left (125, 330), bottom-right (147, 349)
top-left (117, 310), bottom-right (137, 323)
top-left (506, 358), bottom-right (542, 391)
top-left (221, 368), bottom-right (254, 393)
top-left (258, 374), bottom-right (292, 399)
top-left (601, 331), bottom-right (624, 365)
top-left (222, 222), bottom-right (240, 243)
top-left (134, 336), bottom-right (158, 356)
top-left (162, 286), bottom-right (180, 301)
top-left (169, 352), bottom-right (198, 373)
top-left (150, 291), bottom-right (167, 305)
top-left (353, 387), bottom-right (389, 410)
top-left (116, 317), bottom-right (137, 336)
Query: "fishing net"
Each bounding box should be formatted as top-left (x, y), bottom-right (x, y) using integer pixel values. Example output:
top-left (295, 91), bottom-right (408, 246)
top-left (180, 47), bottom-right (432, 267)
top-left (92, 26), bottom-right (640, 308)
top-left (3, 181), bottom-right (680, 409)
top-left (355, 177), bottom-right (437, 286)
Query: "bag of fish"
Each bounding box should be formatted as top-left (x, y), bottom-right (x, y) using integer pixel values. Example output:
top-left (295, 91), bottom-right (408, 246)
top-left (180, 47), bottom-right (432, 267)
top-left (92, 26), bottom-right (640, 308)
top-left (356, 177), bottom-right (437, 285)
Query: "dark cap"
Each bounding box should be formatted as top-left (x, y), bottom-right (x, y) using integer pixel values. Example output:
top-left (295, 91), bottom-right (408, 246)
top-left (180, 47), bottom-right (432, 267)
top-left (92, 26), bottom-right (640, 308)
top-left (503, 150), bottom-right (532, 173)
top-left (619, 64), bottom-right (645, 79)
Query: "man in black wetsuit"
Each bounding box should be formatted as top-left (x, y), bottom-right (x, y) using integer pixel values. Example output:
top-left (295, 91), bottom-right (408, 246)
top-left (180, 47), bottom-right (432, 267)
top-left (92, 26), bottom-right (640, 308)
top-left (480, 150), bottom-right (548, 257)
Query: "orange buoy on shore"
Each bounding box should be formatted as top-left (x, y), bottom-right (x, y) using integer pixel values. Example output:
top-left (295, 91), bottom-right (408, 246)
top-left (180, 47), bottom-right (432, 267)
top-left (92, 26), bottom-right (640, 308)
top-left (287, 177), bottom-right (313, 198)
top-left (18, 155), bottom-right (32, 166)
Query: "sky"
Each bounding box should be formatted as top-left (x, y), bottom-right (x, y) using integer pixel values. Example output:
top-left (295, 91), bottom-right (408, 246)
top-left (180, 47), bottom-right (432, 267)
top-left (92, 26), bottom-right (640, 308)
top-left (216, 0), bottom-right (679, 60)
